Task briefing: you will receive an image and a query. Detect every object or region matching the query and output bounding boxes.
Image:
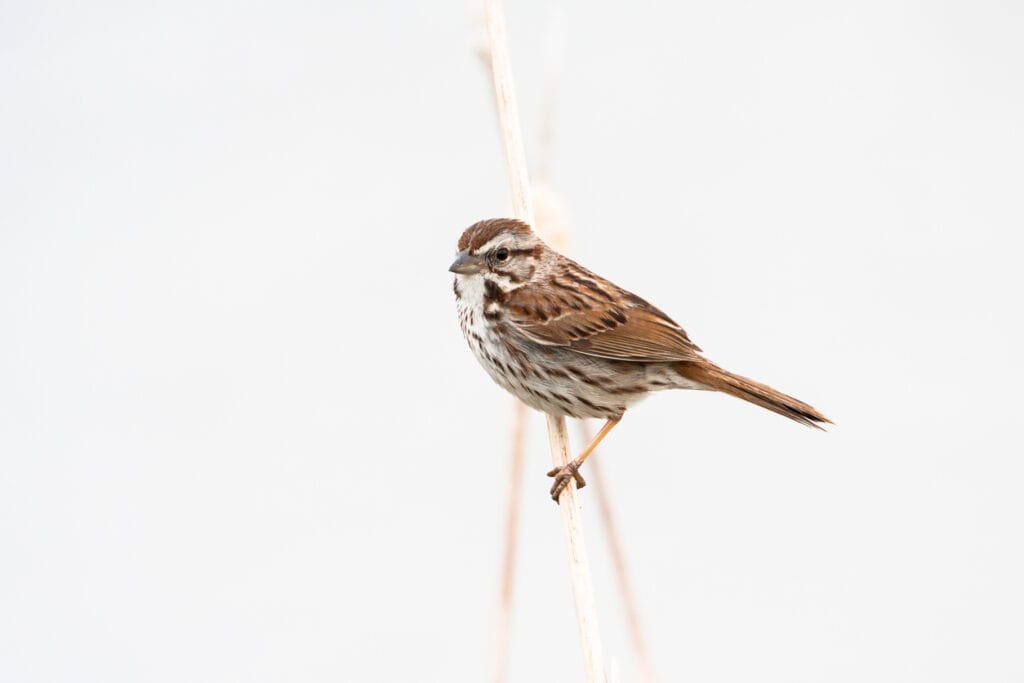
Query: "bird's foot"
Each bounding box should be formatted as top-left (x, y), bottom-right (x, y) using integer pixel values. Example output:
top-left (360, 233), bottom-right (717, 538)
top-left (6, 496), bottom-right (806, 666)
top-left (546, 461), bottom-right (586, 503)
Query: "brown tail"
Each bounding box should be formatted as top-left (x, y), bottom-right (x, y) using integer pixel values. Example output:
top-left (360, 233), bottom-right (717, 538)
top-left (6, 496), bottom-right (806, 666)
top-left (676, 361), bottom-right (831, 429)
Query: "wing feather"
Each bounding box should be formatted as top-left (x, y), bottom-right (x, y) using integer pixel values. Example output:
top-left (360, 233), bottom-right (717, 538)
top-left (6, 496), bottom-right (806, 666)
top-left (504, 265), bottom-right (702, 363)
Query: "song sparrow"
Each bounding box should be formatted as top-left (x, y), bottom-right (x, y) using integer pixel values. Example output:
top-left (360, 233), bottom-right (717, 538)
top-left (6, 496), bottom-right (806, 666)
top-left (451, 218), bottom-right (830, 502)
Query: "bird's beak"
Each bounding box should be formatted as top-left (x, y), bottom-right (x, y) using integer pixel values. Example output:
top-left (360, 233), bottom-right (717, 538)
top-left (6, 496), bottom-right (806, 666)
top-left (449, 250), bottom-right (485, 274)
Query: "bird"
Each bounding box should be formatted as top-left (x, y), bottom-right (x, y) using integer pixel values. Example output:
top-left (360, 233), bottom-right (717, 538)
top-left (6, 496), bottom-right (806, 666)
top-left (450, 217), bottom-right (830, 502)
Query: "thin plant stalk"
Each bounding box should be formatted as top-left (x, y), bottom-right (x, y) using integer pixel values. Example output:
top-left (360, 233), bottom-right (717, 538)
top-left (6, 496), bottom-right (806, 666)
top-left (490, 399), bottom-right (526, 683)
top-left (483, 0), bottom-right (606, 680)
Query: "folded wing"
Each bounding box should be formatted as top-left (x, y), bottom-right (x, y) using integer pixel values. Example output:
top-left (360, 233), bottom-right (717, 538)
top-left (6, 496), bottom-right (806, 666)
top-left (504, 267), bottom-right (702, 363)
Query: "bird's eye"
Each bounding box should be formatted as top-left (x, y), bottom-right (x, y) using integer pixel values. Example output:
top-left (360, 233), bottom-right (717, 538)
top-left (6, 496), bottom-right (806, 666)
top-left (495, 247), bottom-right (510, 261)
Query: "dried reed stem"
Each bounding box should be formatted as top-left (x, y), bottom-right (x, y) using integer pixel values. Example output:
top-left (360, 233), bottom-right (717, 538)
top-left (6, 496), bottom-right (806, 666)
top-left (544, 415), bottom-right (606, 681)
top-left (580, 422), bottom-right (657, 683)
top-left (483, 0), bottom-right (532, 224)
top-left (483, 0), bottom-right (606, 680)
top-left (490, 399), bottom-right (526, 683)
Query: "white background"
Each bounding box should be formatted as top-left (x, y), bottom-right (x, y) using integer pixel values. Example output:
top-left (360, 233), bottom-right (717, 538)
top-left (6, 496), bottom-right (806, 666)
top-left (2, 1), bottom-right (1022, 681)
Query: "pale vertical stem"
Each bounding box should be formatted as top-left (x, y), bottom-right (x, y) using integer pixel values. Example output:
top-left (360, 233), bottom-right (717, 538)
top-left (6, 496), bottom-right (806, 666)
top-left (483, 1), bottom-right (606, 681)
top-left (545, 415), bottom-right (606, 682)
top-left (490, 400), bottom-right (527, 683)
top-left (483, 0), bottom-right (534, 226)
top-left (580, 421), bottom-right (656, 683)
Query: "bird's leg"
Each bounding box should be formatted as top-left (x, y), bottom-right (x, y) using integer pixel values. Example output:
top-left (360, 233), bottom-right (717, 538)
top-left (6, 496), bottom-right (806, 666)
top-left (547, 416), bottom-right (622, 502)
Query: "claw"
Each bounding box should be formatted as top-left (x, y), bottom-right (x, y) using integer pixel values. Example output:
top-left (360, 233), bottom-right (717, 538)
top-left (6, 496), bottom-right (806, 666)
top-left (547, 461), bottom-right (586, 502)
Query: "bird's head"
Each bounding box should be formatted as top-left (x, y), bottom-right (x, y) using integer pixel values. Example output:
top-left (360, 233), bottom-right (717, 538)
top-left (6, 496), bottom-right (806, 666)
top-left (449, 218), bottom-right (545, 287)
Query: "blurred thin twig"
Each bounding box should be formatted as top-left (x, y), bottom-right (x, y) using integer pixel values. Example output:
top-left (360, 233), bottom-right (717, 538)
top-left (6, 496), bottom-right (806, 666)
top-left (580, 421), bottom-right (657, 683)
top-left (490, 400), bottom-right (526, 683)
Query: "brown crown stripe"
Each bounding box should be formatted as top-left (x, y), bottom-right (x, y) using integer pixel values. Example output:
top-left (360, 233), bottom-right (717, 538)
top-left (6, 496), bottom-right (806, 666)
top-left (457, 218), bottom-right (533, 252)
